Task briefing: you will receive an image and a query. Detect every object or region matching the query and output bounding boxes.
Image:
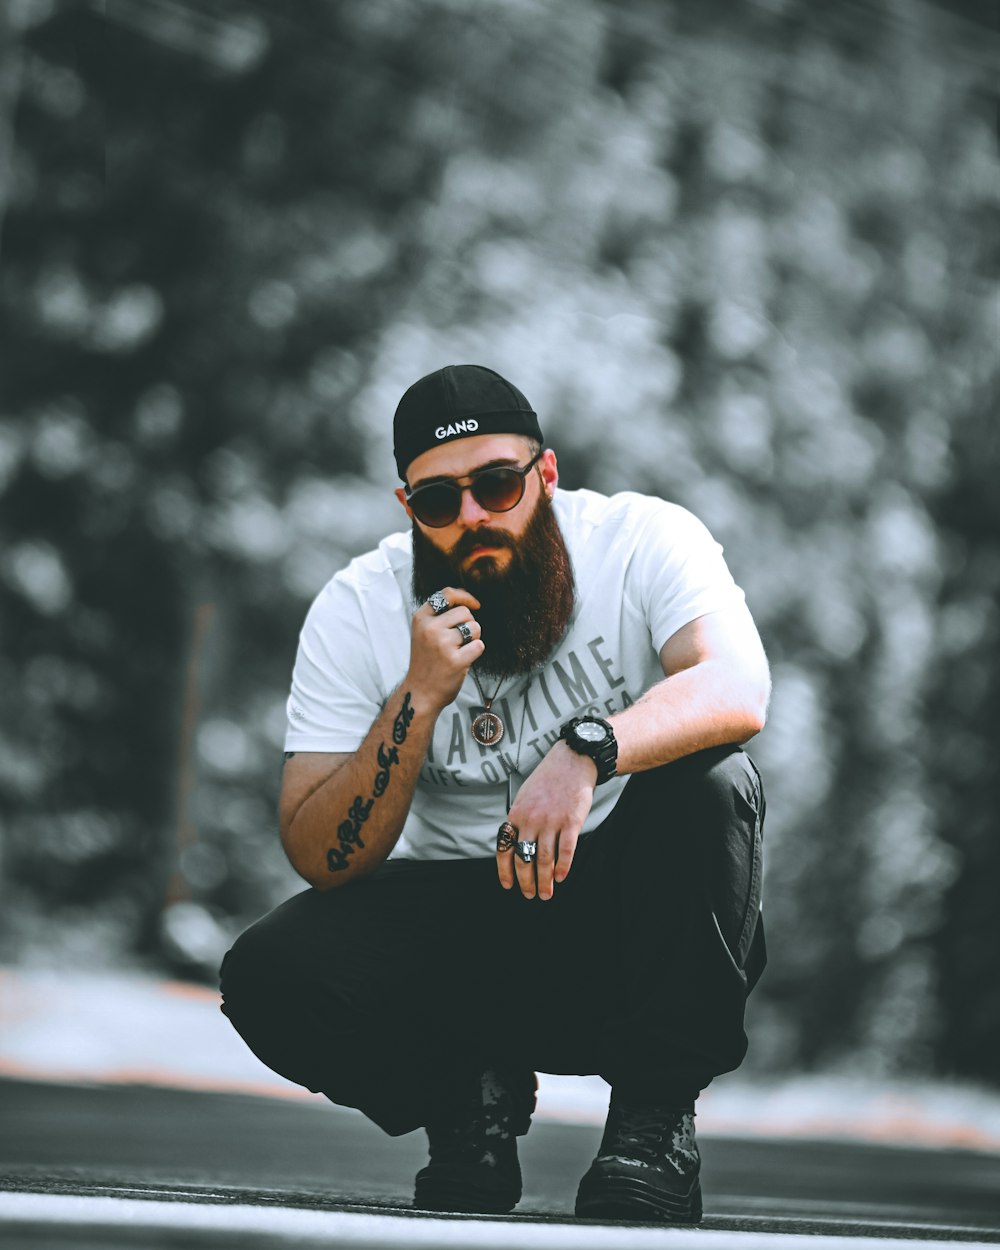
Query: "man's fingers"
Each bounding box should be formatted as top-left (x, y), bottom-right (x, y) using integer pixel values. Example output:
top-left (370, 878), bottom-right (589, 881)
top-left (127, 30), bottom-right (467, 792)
top-left (497, 847), bottom-right (515, 890)
top-left (496, 840), bottom-right (539, 899)
top-left (514, 852), bottom-right (536, 900)
top-left (534, 834), bottom-right (558, 901)
top-left (497, 826), bottom-right (577, 898)
top-left (414, 601), bottom-right (484, 665)
top-left (420, 600), bottom-right (482, 654)
top-left (458, 639), bottom-right (486, 667)
top-left (447, 615), bottom-right (482, 646)
top-left (553, 829), bottom-right (579, 884)
top-left (422, 586), bottom-right (480, 615)
top-left (512, 831), bottom-right (559, 900)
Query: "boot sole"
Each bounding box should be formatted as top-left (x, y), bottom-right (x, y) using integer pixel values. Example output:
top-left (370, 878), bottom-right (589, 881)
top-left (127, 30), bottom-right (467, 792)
top-left (575, 1176), bottom-right (703, 1223)
top-left (414, 1167), bottom-right (520, 1215)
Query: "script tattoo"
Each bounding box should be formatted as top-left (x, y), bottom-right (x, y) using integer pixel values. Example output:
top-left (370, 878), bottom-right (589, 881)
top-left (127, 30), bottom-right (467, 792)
top-left (327, 795), bottom-right (374, 873)
top-left (326, 691), bottom-right (415, 874)
top-left (393, 691), bottom-right (414, 744)
top-left (373, 741), bottom-right (399, 797)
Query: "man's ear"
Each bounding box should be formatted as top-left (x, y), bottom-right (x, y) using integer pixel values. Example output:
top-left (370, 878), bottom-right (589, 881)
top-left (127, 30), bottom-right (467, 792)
top-left (539, 448), bottom-right (558, 500)
top-left (394, 486), bottom-right (413, 518)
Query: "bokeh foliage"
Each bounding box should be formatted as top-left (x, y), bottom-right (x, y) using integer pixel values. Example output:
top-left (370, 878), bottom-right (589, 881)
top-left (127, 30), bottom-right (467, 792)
top-left (1, 0), bottom-right (997, 1082)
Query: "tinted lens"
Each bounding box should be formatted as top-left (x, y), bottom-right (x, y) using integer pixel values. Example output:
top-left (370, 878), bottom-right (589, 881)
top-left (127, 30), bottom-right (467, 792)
top-left (471, 467), bottom-right (524, 513)
top-left (407, 458), bottom-right (534, 527)
top-left (409, 483), bottom-right (461, 527)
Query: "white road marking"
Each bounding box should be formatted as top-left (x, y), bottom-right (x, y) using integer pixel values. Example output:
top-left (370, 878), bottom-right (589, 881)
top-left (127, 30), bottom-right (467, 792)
top-left (713, 1192), bottom-right (1000, 1229)
top-left (1, 1192), bottom-right (998, 1250)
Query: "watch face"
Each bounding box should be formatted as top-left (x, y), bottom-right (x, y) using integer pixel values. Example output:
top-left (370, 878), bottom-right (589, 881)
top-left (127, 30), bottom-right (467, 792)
top-left (575, 721), bottom-right (607, 743)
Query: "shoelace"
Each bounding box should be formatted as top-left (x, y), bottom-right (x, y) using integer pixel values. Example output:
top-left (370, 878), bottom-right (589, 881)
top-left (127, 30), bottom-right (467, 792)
top-left (608, 1107), bottom-right (670, 1154)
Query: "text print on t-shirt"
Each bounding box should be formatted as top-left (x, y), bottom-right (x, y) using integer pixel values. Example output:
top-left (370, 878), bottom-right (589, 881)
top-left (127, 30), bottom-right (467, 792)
top-left (418, 635), bottom-right (636, 788)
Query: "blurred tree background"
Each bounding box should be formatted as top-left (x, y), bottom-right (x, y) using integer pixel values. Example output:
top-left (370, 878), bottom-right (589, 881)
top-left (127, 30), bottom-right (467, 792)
top-left (0, 0), bottom-right (997, 1084)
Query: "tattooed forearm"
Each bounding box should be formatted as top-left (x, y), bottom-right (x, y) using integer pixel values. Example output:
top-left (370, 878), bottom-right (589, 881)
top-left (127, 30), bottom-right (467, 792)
top-left (393, 691), bottom-right (415, 744)
top-left (326, 692), bottom-right (414, 873)
top-left (373, 741), bottom-right (398, 797)
top-left (326, 796), bottom-right (373, 872)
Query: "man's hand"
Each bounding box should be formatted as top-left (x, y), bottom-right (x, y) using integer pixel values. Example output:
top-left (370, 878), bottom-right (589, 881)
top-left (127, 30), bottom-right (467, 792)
top-left (407, 587), bottom-right (485, 712)
top-left (497, 742), bottom-right (597, 900)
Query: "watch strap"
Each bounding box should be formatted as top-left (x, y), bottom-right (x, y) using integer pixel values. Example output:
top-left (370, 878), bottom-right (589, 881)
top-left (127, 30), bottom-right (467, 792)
top-left (559, 716), bottom-right (618, 785)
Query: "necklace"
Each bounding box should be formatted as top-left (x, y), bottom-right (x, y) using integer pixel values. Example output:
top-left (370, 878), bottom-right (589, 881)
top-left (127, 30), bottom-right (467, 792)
top-left (506, 678), bottom-right (532, 812)
top-left (470, 668), bottom-right (506, 746)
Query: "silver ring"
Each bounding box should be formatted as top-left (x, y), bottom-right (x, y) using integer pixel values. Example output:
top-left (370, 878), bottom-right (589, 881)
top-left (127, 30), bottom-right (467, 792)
top-left (514, 840), bottom-right (538, 864)
top-left (427, 591), bottom-right (450, 616)
top-left (455, 621), bottom-right (473, 646)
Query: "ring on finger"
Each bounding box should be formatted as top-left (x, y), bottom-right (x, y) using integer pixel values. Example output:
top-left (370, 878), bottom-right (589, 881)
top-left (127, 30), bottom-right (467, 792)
top-left (514, 840), bottom-right (538, 864)
top-left (455, 621), bottom-right (473, 646)
top-left (427, 590), bottom-right (450, 615)
top-left (496, 821), bottom-right (518, 853)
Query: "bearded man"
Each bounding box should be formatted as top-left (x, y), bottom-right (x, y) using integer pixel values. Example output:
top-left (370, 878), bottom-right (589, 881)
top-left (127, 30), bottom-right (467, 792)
top-left (220, 364), bottom-right (770, 1224)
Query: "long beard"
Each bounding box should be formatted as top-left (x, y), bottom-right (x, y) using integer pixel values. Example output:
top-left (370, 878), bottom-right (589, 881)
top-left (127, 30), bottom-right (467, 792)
top-left (411, 492), bottom-right (576, 681)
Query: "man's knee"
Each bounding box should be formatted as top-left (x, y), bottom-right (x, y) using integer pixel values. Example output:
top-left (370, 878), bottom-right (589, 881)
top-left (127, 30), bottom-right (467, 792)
top-left (219, 920), bottom-right (262, 1002)
top-left (654, 743), bottom-right (758, 801)
top-left (219, 876), bottom-right (431, 1032)
top-left (612, 745), bottom-right (761, 836)
top-left (219, 888), bottom-right (328, 1022)
top-left (219, 913), bottom-right (290, 1028)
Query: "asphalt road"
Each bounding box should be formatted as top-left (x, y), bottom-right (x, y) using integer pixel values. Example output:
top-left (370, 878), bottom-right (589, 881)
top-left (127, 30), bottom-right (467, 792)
top-left (1, 1079), bottom-right (999, 1248)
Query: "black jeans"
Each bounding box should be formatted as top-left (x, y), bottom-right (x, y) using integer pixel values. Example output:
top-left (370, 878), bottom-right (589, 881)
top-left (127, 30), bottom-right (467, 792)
top-left (220, 745), bottom-right (766, 1136)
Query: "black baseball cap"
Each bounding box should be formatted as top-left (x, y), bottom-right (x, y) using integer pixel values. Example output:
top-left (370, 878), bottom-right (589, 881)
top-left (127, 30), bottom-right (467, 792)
top-left (393, 364), bottom-right (543, 480)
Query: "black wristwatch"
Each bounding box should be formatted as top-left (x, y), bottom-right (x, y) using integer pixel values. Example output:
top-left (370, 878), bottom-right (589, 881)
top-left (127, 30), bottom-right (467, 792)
top-left (559, 716), bottom-right (618, 786)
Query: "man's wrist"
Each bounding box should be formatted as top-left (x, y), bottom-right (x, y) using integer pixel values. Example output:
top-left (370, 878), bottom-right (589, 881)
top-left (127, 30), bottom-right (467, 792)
top-left (402, 672), bottom-right (448, 717)
top-left (558, 715), bottom-right (619, 785)
top-left (555, 740), bottom-right (600, 786)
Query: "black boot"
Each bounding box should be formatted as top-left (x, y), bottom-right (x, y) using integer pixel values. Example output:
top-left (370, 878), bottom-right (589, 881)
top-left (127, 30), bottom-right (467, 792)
top-left (413, 1067), bottom-right (534, 1215)
top-left (574, 1097), bottom-right (702, 1223)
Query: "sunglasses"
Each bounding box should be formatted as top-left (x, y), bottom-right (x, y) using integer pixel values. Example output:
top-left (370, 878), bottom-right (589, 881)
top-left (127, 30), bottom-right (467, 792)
top-left (405, 449), bottom-right (544, 528)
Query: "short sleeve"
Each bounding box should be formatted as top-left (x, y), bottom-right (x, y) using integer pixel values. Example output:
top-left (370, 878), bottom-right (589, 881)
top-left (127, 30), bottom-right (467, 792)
top-left (625, 501), bottom-right (745, 654)
top-left (285, 576), bottom-right (385, 753)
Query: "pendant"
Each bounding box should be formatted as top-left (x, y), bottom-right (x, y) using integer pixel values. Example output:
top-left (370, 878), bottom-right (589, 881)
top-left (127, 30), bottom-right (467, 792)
top-left (471, 709), bottom-right (505, 747)
top-left (506, 770), bottom-right (524, 813)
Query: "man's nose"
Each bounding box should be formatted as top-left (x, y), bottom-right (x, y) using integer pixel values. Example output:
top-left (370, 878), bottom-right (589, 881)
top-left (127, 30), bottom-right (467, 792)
top-left (457, 486), bottom-right (491, 526)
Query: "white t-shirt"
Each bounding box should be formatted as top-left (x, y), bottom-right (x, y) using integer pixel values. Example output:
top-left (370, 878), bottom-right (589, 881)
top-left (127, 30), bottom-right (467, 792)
top-left (285, 488), bottom-right (745, 860)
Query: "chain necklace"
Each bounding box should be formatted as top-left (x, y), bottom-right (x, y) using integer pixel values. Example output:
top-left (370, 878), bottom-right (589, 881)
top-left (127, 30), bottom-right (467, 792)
top-left (469, 670), bottom-right (535, 813)
top-left (470, 668), bottom-right (506, 746)
top-left (506, 678), bottom-right (532, 813)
